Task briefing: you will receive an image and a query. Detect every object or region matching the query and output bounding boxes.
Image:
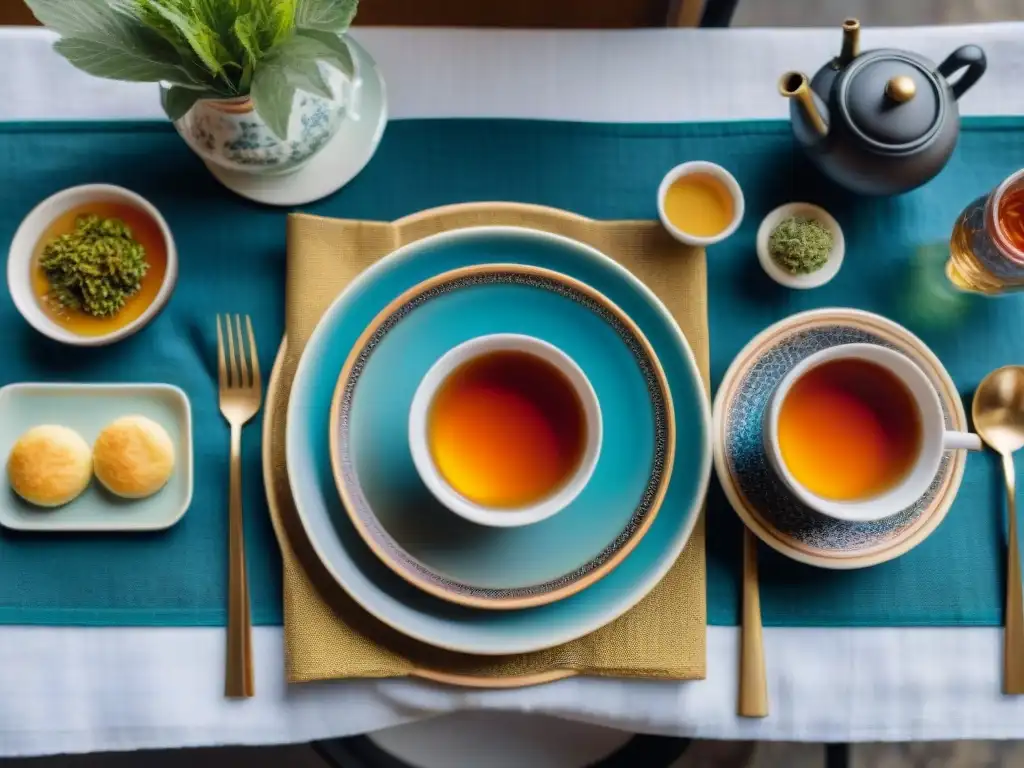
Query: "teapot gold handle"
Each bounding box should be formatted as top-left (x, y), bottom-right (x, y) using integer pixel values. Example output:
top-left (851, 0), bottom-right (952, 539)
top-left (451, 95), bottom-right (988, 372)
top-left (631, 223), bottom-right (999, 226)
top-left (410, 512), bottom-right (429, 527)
top-left (938, 45), bottom-right (987, 100)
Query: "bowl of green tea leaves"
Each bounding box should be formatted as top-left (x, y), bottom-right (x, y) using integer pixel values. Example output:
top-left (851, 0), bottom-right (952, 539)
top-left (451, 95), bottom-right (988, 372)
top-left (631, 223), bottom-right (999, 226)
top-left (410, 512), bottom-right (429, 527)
top-left (8, 184), bottom-right (177, 346)
top-left (756, 202), bottom-right (845, 290)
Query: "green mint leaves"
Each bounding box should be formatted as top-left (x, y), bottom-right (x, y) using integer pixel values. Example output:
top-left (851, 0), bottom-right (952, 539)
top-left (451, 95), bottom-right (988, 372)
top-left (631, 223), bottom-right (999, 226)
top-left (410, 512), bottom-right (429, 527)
top-left (26, 0), bottom-right (360, 138)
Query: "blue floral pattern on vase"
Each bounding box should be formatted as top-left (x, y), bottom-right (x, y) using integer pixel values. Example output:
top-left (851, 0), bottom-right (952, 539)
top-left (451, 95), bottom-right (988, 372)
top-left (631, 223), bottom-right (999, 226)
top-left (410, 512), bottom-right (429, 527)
top-left (167, 53), bottom-right (358, 176)
top-left (724, 325), bottom-right (954, 553)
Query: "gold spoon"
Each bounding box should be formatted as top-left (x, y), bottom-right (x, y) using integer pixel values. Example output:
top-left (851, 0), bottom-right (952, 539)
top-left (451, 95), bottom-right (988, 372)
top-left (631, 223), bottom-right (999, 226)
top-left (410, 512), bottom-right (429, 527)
top-left (738, 529), bottom-right (768, 717)
top-left (974, 365), bottom-right (1024, 694)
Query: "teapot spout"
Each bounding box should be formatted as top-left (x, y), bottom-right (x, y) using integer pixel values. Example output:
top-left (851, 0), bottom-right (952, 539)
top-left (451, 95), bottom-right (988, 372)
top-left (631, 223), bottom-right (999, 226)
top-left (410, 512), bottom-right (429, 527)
top-left (779, 72), bottom-right (828, 138)
top-left (838, 18), bottom-right (860, 67)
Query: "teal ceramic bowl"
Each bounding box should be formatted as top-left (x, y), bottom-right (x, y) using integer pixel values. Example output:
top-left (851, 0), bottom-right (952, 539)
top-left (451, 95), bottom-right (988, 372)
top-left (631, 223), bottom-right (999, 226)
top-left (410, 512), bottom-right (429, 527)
top-left (286, 226), bottom-right (711, 654)
top-left (329, 263), bottom-right (674, 610)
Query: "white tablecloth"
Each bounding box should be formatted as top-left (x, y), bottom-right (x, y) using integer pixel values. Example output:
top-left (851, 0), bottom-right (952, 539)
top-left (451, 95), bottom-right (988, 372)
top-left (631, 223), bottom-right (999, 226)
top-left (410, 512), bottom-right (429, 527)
top-left (2, 24), bottom-right (1024, 757)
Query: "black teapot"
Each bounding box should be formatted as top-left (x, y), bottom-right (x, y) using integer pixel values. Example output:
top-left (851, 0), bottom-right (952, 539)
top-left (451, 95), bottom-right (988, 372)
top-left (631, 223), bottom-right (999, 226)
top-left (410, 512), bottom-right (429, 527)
top-left (780, 19), bottom-right (986, 196)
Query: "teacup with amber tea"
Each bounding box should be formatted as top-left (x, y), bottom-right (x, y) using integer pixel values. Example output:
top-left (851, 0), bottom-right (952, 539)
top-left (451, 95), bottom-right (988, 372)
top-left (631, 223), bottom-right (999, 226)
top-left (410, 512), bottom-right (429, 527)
top-left (763, 343), bottom-right (981, 523)
top-left (409, 334), bottom-right (603, 528)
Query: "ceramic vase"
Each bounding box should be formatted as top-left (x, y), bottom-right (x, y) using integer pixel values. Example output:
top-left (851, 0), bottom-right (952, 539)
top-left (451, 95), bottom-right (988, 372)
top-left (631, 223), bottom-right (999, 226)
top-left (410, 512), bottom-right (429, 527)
top-left (166, 55), bottom-right (360, 176)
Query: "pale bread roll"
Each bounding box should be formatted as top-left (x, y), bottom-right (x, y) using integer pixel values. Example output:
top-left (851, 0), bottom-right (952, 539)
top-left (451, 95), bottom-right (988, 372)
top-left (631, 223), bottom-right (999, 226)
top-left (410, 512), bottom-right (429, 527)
top-left (7, 425), bottom-right (92, 507)
top-left (93, 415), bottom-right (175, 499)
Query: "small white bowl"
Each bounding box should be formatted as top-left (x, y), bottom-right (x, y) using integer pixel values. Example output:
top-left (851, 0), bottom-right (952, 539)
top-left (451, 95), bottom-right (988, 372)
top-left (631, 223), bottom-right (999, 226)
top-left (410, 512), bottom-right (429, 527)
top-left (756, 202), bottom-right (844, 290)
top-left (7, 184), bottom-right (177, 347)
top-left (657, 161), bottom-right (745, 247)
top-left (409, 333), bottom-right (603, 528)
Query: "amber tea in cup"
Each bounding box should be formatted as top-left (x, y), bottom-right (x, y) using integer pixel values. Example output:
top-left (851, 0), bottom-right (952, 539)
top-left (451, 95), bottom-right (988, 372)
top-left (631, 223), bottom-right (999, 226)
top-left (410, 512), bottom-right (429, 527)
top-left (657, 161), bottom-right (745, 247)
top-left (410, 334), bottom-right (603, 528)
top-left (765, 344), bottom-right (981, 523)
top-left (776, 358), bottom-right (922, 501)
top-left (428, 349), bottom-right (587, 508)
top-left (662, 173), bottom-right (735, 238)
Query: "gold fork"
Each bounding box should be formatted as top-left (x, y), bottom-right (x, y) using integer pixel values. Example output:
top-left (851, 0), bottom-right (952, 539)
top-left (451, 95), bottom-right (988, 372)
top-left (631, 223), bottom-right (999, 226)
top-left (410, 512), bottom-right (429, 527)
top-left (217, 314), bottom-right (262, 698)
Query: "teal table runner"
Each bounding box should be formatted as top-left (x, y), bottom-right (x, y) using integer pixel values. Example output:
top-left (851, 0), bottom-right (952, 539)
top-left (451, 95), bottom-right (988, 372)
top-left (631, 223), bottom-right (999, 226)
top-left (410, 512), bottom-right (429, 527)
top-left (0, 117), bottom-right (1016, 627)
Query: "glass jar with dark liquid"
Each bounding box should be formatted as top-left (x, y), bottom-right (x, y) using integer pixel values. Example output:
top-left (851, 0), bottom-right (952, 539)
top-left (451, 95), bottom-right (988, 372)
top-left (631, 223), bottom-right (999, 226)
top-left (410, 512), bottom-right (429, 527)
top-left (948, 168), bottom-right (1024, 294)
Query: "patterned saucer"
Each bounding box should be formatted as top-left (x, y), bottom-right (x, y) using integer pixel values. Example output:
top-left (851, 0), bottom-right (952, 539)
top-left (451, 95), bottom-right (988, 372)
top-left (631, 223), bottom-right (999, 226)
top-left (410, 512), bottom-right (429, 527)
top-left (712, 308), bottom-right (967, 569)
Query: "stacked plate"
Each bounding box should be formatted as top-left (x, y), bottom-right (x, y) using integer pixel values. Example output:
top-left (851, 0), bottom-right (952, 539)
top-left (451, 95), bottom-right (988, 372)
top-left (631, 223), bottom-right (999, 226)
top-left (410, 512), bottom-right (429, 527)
top-left (280, 226), bottom-right (713, 655)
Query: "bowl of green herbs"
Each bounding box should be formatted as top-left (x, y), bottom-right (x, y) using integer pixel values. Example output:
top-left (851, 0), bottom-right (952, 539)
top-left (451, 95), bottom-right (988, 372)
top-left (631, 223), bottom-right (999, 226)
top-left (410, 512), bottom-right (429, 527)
top-left (756, 202), bottom-right (844, 290)
top-left (7, 184), bottom-right (177, 346)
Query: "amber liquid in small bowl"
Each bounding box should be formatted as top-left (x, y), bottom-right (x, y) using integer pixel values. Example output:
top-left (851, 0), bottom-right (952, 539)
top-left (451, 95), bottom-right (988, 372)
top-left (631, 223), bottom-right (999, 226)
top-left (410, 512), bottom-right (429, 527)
top-left (32, 202), bottom-right (168, 337)
top-left (662, 172), bottom-right (735, 238)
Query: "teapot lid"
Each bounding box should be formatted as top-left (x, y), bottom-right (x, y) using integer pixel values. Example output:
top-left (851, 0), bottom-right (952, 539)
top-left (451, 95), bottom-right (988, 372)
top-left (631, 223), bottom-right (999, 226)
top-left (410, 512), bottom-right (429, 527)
top-left (839, 52), bottom-right (943, 152)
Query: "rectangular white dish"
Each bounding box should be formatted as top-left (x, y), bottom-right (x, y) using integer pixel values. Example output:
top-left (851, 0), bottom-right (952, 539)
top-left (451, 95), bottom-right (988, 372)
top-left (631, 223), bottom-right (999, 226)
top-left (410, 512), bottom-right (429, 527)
top-left (0, 383), bottom-right (193, 531)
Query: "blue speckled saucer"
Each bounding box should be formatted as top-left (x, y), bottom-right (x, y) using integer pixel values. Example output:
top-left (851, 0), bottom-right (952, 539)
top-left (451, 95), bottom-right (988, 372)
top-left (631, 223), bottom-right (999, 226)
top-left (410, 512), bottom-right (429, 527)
top-left (712, 308), bottom-right (967, 569)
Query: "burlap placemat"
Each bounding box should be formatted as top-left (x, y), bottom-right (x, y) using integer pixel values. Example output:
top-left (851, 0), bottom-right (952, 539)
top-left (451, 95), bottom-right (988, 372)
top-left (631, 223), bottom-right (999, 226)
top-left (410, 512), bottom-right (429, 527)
top-left (267, 203), bottom-right (709, 685)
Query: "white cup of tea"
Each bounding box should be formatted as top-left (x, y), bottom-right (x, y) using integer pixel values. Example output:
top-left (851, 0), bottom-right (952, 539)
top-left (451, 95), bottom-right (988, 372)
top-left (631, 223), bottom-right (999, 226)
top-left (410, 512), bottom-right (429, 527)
top-left (409, 333), bottom-right (603, 528)
top-left (763, 343), bottom-right (981, 523)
